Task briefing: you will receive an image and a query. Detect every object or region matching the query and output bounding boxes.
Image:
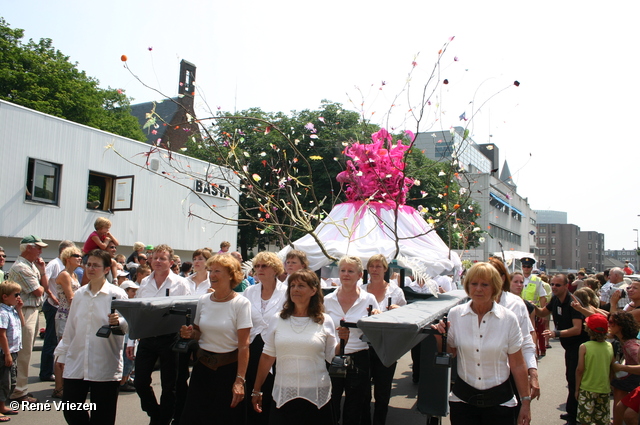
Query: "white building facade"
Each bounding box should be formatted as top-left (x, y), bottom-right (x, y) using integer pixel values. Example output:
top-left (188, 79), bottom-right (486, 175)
top-left (0, 100), bottom-right (239, 263)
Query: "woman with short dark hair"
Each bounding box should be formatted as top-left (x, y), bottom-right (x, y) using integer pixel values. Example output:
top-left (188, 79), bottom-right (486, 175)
top-left (54, 249), bottom-right (128, 425)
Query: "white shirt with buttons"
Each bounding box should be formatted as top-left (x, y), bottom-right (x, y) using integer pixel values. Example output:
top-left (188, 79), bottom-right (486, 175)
top-left (447, 300), bottom-right (523, 406)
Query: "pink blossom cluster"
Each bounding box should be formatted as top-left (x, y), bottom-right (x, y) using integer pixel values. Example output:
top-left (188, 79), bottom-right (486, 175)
top-left (336, 128), bottom-right (416, 205)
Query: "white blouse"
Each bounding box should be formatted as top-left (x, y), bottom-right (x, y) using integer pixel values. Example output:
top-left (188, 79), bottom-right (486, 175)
top-left (362, 282), bottom-right (407, 312)
top-left (54, 282), bottom-right (129, 381)
top-left (187, 272), bottom-right (211, 295)
top-left (447, 300), bottom-right (523, 406)
top-left (194, 294), bottom-right (252, 353)
top-left (242, 281), bottom-right (287, 343)
top-left (262, 313), bottom-right (337, 408)
top-left (324, 288), bottom-right (380, 354)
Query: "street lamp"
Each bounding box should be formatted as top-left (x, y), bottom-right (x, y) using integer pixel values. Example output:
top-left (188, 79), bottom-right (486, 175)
top-left (635, 229), bottom-right (639, 250)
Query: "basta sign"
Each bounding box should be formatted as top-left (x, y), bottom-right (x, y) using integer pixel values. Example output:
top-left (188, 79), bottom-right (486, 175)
top-left (194, 179), bottom-right (231, 198)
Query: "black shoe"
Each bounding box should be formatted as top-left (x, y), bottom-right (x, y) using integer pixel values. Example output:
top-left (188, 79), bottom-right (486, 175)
top-left (40, 374), bottom-right (55, 382)
top-left (560, 413), bottom-right (572, 421)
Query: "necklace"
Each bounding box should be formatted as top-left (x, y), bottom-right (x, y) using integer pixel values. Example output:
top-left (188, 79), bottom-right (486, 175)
top-left (289, 316), bottom-right (311, 334)
top-left (212, 290), bottom-right (235, 302)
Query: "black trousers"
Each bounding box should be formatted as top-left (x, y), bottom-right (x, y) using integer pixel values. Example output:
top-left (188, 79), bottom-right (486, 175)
top-left (330, 349), bottom-right (371, 425)
top-left (134, 333), bottom-right (178, 425)
top-left (62, 379), bottom-right (120, 425)
top-left (564, 343), bottom-right (581, 421)
top-left (367, 348), bottom-right (397, 425)
top-left (246, 335), bottom-right (274, 425)
top-left (40, 301), bottom-right (57, 380)
top-left (180, 360), bottom-right (245, 425)
top-left (449, 400), bottom-right (516, 425)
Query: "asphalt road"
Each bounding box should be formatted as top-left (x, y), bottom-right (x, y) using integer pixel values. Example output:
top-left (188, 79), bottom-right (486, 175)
top-left (8, 317), bottom-right (602, 425)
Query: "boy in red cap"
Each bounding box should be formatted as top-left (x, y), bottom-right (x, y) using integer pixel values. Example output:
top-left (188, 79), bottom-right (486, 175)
top-left (575, 314), bottom-right (614, 425)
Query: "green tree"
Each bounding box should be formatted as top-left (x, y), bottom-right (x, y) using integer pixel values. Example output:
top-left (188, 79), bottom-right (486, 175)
top-left (0, 18), bottom-right (145, 141)
top-left (183, 101), bottom-right (379, 257)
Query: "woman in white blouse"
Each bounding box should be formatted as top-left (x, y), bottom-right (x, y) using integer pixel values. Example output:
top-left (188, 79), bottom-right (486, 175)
top-left (179, 254), bottom-right (252, 424)
top-left (54, 249), bottom-right (128, 425)
top-left (433, 262), bottom-right (531, 425)
top-left (324, 256), bottom-right (380, 425)
top-left (186, 248), bottom-right (212, 295)
top-left (251, 269), bottom-right (337, 424)
top-left (242, 251), bottom-right (287, 425)
top-left (362, 254), bottom-right (406, 425)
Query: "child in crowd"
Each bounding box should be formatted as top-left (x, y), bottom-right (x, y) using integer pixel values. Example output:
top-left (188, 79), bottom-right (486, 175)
top-left (0, 281), bottom-right (25, 420)
top-left (119, 281), bottom-right (139, 392)
top-left (218, 241), bottom-right (230, 253)
top-left (82, 217), bottom-right (119, 254)
top-left (135, 265), bottom-right (151, 284)
top-left (575, 314), bottom-right (614, 425)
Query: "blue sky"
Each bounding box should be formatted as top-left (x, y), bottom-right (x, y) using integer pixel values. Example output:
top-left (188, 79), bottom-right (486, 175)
top-left (3, 0), bottom-right (640, 249)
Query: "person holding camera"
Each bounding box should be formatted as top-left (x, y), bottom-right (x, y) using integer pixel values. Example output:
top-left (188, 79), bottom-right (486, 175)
top-left (251, 269), bottom-right (337, 424)
top-left (324, 256), bottom-right (380, 425)
top-left (54, 249), bottom-right (129, 425)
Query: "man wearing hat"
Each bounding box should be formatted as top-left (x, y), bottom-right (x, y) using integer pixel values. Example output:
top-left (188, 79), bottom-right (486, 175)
top-left (521, 257), bottom-right (549, 358)
top-left (6, 235), bottom-right (53, 402)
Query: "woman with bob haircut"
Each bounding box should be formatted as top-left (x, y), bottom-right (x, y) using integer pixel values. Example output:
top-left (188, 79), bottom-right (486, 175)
top-left (251, 269), bottom-right (337, 424)
top-left (179, 254), bottom-right (252, 424)
top-left (433, 262), bottom-right (531, 425)
top-left (242, 251), bottom-right (287, 425)
top-left (283, 250), bottom-right (309, 283)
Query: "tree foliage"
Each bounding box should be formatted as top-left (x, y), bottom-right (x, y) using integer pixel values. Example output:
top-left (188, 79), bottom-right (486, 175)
top-left (0, 18), bottom-right (145, 141)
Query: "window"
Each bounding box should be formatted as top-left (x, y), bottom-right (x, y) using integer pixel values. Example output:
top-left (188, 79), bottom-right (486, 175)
top-left (588, 233), bottom-right (593, 240)
top-left (551, 259), bottom-right (556, 269)
top-left (551, 225), bottom-right (556, 234)
top-left (539, 248), bottom-right (547, 256)
top-left (588, 253), bottom-right (592, 259)
top-left (588, 243), bottom-right (592, 250)
top-left (551, 249), bottom-right (556, 255)
top-left (551, 237), bottom-right (556, 244)
top-left (539, 226), bottom-right (547, 234)
top-left (26, 158), bottom-right (62, 205)
top-left (538, 237), bottom-right (546, 244)
top-left (87, 171), bottom-right (134, 212)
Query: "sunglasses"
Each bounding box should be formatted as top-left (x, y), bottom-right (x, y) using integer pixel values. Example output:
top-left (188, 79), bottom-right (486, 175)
top-left (70, 254), bottom-right (82, 258)
top-left (551, 283), bottom-right (564, 287)
top-left (254, 264), bottom-right (269, 269)
top-left (0, 255), bottom-right (6, 258)
top-left (13, 293), bottom-right (21, 297)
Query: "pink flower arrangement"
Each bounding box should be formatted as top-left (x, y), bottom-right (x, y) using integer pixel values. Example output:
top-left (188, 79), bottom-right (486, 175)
top-left (336, 128), bottom-right (416, 205)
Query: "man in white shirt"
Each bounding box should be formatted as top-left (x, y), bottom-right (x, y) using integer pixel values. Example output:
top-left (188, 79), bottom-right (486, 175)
top-left (126, 244), bottom-right (191, 425)
top-left (40, 240), bottom-right (74, 382)
top-left (600, 267), bottom-right (630, 310)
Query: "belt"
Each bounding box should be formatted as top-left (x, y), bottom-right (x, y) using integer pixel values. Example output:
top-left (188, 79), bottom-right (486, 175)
top-left (197, 348), bottom-right (238, 371)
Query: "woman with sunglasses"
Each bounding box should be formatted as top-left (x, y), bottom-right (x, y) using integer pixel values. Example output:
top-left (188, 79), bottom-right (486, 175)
top-left (608, 311), bottom-right (640, 425)
top-left (52, 246), bottom-right (83, 399)
top-left (242, 251), bottom-right (287, 425)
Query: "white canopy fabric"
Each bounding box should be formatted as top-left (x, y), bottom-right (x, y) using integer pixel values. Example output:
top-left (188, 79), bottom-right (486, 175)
top-left (280, 201), bottom-right (462, 280)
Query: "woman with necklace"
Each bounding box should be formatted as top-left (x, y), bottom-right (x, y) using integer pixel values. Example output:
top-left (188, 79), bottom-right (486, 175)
top-left (433, 262), bottom-right (531, 425)
top-left (251, 269), bottom-right (337, 424)
top-left (324, 256), bottom-right (380, 425)
top-left (179, 254), bottom-right (252, 425)
top-left (52, 246), bottom-right (83, 399)
top-left (54, 249), bottom-right (128, 425)
top-left (242, 251), bottom-right (287, 425)
top-left (362, 254), bottom-right (406, 425)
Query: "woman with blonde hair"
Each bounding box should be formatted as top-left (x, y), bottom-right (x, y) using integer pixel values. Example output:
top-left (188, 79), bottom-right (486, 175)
top-left (52, 245), bottom-right (83, 399)
top-left (179, 254), bottom-right (252, 424)
top-left (433, 262), bottom-right (531, 425)
top-left (325, 256), bottom-right (380, 425)
top-left (242, 251), bottom-right (287, 425)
